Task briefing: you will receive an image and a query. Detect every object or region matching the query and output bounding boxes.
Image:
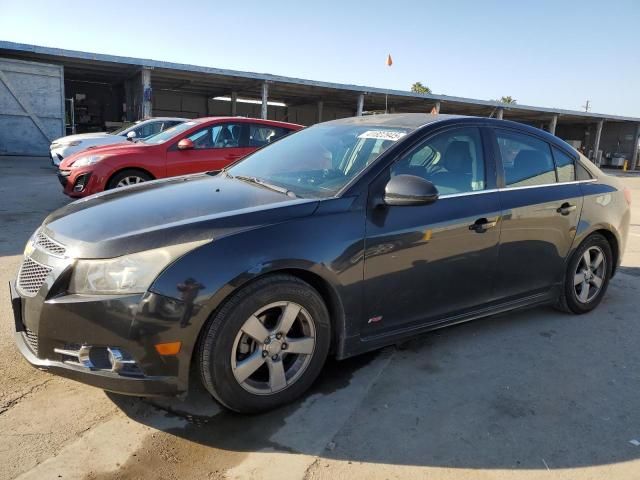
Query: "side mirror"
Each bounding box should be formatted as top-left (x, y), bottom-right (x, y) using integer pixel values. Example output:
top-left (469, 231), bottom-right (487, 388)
top-left (177, 138), bottom-right (194, 150)
top-left (384, 175), bottom-right (439, 206)
top-left (126, 131), bottom-right (137, 140)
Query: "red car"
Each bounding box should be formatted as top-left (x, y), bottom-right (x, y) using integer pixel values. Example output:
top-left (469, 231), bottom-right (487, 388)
top-left (57, 117), bottom-right (303, 198)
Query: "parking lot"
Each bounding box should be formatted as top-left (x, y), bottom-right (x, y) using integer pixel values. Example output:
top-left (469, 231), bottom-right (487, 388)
top-left (1, 156), bottom-right (639, 480)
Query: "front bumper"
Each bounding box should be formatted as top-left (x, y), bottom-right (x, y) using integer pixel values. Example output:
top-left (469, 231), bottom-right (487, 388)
top-left (59, 168), bottom-right (96, 197)
top-left (10, 278), bottom-right (191, 397)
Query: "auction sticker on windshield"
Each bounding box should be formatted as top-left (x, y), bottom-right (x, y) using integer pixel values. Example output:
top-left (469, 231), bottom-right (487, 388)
top-left (357, 130), bottom-right (407, 141)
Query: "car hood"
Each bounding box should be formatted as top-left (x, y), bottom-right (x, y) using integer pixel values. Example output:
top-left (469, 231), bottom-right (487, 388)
top-left (59, 141), bottom-right (151, 168)
top-left (52, 132), bottom-right (116, 143)
top-left (41, 173), bottom-right (319, 258)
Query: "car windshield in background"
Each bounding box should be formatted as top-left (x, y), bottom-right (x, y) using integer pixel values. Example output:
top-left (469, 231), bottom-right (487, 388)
top-left (143, 121), bottom-right (198, 144)
top-left (111, 123), bottom-right (135, 135)
top-left (227, 124), bottom-right (411, 198)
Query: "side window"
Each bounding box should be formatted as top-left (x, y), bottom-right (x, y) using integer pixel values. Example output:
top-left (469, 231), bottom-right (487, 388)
top-left (552, 147), bottom-right (576, 182)
top-left (495, 130), bottom-right (555, 187)
top-left (186, 123), bottom-right (243, 149)
top-left (576, 161), bottom-right (593, 180)
top-left (391, 127), bottom-right (486, 195)
top-left (248, 124), bottom-right (291, 148)
top-left (135, 121), bottom-right (163, 138)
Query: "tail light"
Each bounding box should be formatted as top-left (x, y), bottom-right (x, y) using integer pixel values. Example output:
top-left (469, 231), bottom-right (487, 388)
top-left (623, 187), bottom-right (632, 205)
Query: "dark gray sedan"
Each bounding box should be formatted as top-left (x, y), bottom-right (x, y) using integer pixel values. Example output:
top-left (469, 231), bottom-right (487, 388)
top-left (11, 114), bottom-right (631, 413)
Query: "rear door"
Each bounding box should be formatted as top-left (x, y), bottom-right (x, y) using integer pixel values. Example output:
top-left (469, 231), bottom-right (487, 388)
top-left (491, 128), bottom-right (583, 300)
top-left (165, 122), bottom-right (248, 176)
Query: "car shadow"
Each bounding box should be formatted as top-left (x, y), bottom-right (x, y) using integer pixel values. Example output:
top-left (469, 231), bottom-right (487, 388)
top-left (107, 267), bottom-right (640, 472)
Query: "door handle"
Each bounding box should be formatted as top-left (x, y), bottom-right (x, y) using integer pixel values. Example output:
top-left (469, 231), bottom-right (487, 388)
top-left (556, 202), bottom-right (577, 215)
top-left (469, 217), bottom-right (497, 233)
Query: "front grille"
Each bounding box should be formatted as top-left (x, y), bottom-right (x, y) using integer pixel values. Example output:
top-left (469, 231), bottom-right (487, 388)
top-left (17, 257), bottom-right (52, 297)
top-left (23, 327), bottom-right (38, 355)
top-left (35, 232), bottom-right (66, 257)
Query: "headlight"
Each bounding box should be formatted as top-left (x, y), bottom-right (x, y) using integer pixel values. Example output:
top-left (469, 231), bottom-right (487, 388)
top-left (71, 155), bottom-right (106, 168)
top-left (69, 240), bottom-right (209, 295)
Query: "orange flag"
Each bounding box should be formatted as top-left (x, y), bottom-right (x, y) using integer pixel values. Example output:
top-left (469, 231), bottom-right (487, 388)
top-left (386, 54), bottom-right (393, 67)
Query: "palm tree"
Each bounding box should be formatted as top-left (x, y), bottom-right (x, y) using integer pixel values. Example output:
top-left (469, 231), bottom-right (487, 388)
top-left (411, 82), bottom-right (432, 94)
top-left (497, 96), bottom-right (517, 104)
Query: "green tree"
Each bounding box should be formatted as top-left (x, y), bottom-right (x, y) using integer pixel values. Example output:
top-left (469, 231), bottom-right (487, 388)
top-left (411, 82), bottom-right (432, 94)
top-left (495, 95), bottom-right (517, 104)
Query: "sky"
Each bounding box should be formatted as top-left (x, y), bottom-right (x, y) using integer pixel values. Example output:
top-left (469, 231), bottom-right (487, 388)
top-left (1, 0), bottom-right (639, 116)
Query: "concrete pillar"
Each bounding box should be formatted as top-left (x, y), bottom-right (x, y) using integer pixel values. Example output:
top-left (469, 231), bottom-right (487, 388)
top-left (593, 120), bottom-right (603, 165)
top-left (496, 108), bottom-right (504, 120)
top-left (433, 101), bottom-right (441, 114)
top-left (230, 91), bottom-right (238, 116)
top-left (356, 93), bottom-right (364, 116)
top-left (141, 68), bottom-right (152, 119)
top-left (124, 79), bottom-right (134, 121)
top-left (549, 114), bottom-right (558, 136)
top-left (317, 100), bottom-right (323, 123)
top-left (261, 82), bottom-right (269, 119)
top-left (631, 123), bottom-right (640, 170)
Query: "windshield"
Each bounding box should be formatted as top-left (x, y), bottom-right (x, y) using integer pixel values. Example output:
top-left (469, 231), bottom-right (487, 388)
top-left (111, 122), bottom-right (135, 135)
top-left (143, 121), bottom-right (198, 144)
top-left (228, 124), bottom-right (410, 198)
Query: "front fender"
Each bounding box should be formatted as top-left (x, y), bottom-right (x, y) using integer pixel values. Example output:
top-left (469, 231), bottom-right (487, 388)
top-left (149, 203), bottom-right (365, 363)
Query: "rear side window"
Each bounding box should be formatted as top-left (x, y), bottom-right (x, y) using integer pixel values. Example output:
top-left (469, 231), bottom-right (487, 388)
top-left (576, 162), bottom-right (593, 180)
top-left (495, 130), bottom-right (555, 187)
top-left (552, 147), bottom-right (576, 182)
top-left (248, 124), bottom-right (292, 147)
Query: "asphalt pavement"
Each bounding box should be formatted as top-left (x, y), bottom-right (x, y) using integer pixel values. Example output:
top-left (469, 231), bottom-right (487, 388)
top-left (1, 156), bottom-right (639, 480)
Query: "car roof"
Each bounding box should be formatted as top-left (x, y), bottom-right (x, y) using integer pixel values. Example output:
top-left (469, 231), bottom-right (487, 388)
top-left (192, 116), bottom-right (303, 128)
top-left (321, 113), bottom-right (466, 130)
top-left (136, 117), bottom-right (190, 123)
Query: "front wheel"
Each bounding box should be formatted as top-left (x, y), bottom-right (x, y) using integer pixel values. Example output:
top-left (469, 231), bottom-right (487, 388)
top-left (199, 275), bottom-right (331, 413)
top-left (107, 169), bottom-right (152, 190)
top-left (557, 233), bottom-right (613, 314)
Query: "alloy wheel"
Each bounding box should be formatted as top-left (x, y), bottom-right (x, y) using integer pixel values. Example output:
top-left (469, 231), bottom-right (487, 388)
top-left (116, 176), bottom-right (146, 187)
top-left (231, 301), bottom-right (316, 395)
top-left (573, 246), bottom-right (606, 303)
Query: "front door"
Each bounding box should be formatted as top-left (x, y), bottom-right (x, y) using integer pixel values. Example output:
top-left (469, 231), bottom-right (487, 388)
top-left (491, 128), bottom-right (583, 300)
top-left (362, 126), bottom-right (501, 337)
top-left (165, 122), bottom-right (251, 176)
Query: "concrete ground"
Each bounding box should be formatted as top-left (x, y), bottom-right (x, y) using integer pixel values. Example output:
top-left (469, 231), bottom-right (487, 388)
top-left (1, 157), bottom-right (639, 480)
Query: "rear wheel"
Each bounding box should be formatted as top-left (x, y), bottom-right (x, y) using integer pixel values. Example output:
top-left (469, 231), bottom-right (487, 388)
top-left (107, 169), bottom-right (152, 190)
top-left (557, 233), bottom-right (612, 314)
top-left (199, 275), bottom-right (331, 413)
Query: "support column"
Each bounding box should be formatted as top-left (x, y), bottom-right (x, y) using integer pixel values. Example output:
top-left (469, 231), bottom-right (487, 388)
top-left (317, 100), bottom-right (323, 123)
top-left (141, 68), bottom-right (152, 119)
top-left (593, 120), bottom-right (603, 165)
top-left (549, 114), bottom-right (558, 136)
top-left (124, 79), bottom-right (134, 121)
top-left (631, 123), bottom-right (640, 170)
top-left (230, 91), bottom-right (238, 116)
top-left (261, 82), bottom-right (269, 119)
top-left (496, 107), bottom-right (504, 120)
top-left (433, 101), bottom-right (441, 114)
top-left (356, 93), bottom-right (364, 116)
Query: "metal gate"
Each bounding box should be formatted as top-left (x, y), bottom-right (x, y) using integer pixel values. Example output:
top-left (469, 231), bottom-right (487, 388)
top-left (0, 57), bottom-right (65, 156)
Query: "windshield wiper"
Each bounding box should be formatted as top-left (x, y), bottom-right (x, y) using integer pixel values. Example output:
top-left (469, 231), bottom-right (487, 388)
top-left (232, 174), bottom-right (297, 198)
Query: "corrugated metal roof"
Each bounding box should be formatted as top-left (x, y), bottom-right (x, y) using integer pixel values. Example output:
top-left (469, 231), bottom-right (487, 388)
top-left (1, 40), bottom-right (638, 123)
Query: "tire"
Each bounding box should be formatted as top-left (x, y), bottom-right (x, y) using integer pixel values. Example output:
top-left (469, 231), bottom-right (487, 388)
top-left (199, 274), bottom-right (331, 413)
top-left (106, 169), bottom-right (153, 190)
top-left (557, 233), bottom-right (613, 314)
